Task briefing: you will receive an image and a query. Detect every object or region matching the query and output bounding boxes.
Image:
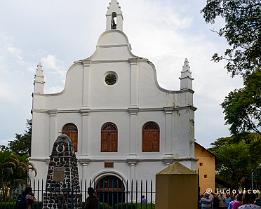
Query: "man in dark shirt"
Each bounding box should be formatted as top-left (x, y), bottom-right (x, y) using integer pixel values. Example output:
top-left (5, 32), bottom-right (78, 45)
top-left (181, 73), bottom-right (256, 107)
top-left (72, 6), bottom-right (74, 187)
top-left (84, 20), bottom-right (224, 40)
top-left (83, 187), bottom-right (99, 209)
top-left (212, 193), bottom-right (220, 209)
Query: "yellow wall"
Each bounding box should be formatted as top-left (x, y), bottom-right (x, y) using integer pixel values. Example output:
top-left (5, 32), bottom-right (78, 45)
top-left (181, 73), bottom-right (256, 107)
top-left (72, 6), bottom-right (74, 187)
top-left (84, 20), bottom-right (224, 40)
top-left (195, 143), bottom-right (215, 194)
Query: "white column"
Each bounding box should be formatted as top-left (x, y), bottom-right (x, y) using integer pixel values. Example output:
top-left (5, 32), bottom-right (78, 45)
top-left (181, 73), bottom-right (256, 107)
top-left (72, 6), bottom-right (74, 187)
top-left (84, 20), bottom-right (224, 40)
top-left (128, 108), bottom-right (139, 156)
top-left (116, 15), bottom-right (123, 31)
top-left (82, 163), bottom-right (89, 180)
top-left (127, 161), bottom-right (137, 181)
top-left (164, 107), bottom-right (173, 156)
top-left (81, 163), bottom-right (89, 200)
top-left (129, 58), bottom-right (138, 107)
top-left (48, 110), bottom-right (58, 155)
top-left (82, 62), bottom-right (91, 108)
top-left (80, 110), bottom-right (90, 155)
top-left (189, 110), bottom-right (195, 158)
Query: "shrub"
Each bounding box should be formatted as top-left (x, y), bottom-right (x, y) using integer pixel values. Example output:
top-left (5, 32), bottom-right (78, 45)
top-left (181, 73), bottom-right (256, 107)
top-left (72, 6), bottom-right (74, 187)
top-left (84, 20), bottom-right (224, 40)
top-left (113, 203), bottom-right (137, 209)
top-left (32, 202), bottom-right (43, 209)
top-left (99, 202), bottom-right (112, 209)
top-left (0, 201), bottom-right (16, 209)
top-left (136, 203), bottom-right (155, 209)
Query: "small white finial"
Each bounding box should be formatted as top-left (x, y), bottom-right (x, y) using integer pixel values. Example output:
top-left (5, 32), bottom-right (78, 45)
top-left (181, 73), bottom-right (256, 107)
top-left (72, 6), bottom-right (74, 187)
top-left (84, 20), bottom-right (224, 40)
top-left (109, 0), bottom-right (120, 8)
top-left (36, 62), bottom-right (42, 71)
top-left (184, 58), bottom-right (189, 66)
top-left (35, 62), bottom-right (43, 76)
top-left (179, 58), bottom-right (193, 90)
top-left (34, 62), bottom-right (45, 94)
top-left (182, 58), bottom-right (190, 72)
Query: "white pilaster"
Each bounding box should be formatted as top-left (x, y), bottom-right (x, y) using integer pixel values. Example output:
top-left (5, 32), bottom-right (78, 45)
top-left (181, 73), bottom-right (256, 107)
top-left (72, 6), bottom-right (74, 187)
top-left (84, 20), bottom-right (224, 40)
top-left (164, 107), bottom-right (173, 156)
top-left (48, 110), bottom-right (58, 155)
top-left (128, 108), bottom-right (139, 156)
top-left (81, 163), bottom-right (89, 200)
top-left (129, 58), bottom-right (139, 107)
top-left (82, 62), bottom-right (91, 107)
top-left (127, 161), bottom-right (137, 182)
top-left (80, 109), bottom-right (90, 155)
top-left (189, 111), bottom-right (195, 158)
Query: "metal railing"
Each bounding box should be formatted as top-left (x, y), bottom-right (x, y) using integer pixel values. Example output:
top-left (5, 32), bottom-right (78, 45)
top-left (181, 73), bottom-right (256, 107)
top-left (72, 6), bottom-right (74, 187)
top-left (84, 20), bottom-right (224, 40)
top-left (0, 178), bottom-right (155, 209)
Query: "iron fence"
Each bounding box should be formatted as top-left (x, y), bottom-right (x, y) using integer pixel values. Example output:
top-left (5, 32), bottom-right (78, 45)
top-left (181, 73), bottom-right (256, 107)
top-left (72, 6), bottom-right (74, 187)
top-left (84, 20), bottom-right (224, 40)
top-left (0, 178), bottom-right (155, 209)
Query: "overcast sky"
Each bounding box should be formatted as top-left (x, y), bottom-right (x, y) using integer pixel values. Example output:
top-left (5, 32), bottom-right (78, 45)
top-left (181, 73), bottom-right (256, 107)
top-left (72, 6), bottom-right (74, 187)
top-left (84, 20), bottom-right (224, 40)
top-left (0, 0), bottom-right (243, 148)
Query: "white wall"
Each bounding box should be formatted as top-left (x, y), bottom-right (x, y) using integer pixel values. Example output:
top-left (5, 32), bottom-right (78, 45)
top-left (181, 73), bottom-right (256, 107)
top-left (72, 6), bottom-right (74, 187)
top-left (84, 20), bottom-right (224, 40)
top-left (31, 30), bottom-right (196, 184)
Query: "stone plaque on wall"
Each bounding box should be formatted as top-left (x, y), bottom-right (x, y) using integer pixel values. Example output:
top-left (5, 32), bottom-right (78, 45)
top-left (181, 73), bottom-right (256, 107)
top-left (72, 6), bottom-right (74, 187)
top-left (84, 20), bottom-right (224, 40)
top-left (104, 162), bottom-right (114, 168)
top-left (53, 167), bottom-right (65, 182)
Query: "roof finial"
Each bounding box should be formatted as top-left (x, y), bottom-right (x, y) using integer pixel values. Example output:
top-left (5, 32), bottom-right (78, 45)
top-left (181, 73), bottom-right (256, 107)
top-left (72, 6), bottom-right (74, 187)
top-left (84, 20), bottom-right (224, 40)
top-left (180, 58), bottom-right (193, 79)
top-left (36, 62), bottom-right (43, 76)
top-left (179, 58), bottom-right (193, 90)
top-left (182, 58), bottom-right (191, 72)
top-left (34, 62), bottom-right (45, 94)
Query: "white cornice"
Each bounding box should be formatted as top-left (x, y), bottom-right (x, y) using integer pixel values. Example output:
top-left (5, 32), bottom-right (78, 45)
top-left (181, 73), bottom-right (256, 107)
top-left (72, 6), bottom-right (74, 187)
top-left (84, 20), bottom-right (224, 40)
top-left (32, 105), bottom-right (197, 114)
top-left (31, 156), bottom-right (197, 163)
top-left (97, 44), bottom-right (129, 48)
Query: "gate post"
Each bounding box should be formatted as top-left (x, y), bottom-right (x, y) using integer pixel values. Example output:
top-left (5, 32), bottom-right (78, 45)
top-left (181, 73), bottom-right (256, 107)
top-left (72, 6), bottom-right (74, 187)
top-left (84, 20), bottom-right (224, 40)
top-left (156, 162), bottom-right (198, 209)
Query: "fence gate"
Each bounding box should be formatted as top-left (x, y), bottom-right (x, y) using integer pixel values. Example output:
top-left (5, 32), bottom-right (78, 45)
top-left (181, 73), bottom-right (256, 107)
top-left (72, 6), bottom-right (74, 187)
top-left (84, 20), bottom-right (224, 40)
top-left (96, 175), bottom-right (125, 206)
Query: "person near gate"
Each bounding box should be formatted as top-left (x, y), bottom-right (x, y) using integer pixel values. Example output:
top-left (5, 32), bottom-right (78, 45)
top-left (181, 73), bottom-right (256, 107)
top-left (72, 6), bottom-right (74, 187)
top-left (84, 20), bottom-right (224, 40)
top-left (83, 187), bottom-right (99, 209)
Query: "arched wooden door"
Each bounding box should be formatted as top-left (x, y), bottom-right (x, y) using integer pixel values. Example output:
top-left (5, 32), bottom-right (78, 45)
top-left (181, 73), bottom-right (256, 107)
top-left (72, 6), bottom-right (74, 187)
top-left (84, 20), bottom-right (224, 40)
top-left (62, 123), bottom-right (78, 152)
top-left (142, 121), bottom-right (160, 152)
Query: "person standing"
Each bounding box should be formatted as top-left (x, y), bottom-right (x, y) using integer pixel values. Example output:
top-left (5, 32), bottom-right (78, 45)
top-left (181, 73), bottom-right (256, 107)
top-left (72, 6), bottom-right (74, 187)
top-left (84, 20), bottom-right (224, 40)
top-left (225, 194), bottom-right (232, 208)
top-left (16, 186), bottom-right (35, 209)
top-left (83, 187), bottom-right (99, 209)
top-left (231, 194), bottom-right (243, 209)
top-left (200, 193), bottom-right (213, 209)
top-left (25, 187), bottom-right (35, 209)
top-left (141, 195), bottom-right (147, 204)
top-left (218, 193), bottom-right (227, 209)
top-left (238, 193), bottom-right (261, 209)
top-left (255, 193), bottom-right (261, 206)
top-left (212, 193), bottom-right (220, 209)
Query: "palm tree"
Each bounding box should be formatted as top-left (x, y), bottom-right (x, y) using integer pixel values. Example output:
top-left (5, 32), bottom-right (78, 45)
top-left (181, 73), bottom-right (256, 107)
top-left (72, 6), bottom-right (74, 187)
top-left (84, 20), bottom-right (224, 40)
top-left (0, 151), bottom-right (36, 199)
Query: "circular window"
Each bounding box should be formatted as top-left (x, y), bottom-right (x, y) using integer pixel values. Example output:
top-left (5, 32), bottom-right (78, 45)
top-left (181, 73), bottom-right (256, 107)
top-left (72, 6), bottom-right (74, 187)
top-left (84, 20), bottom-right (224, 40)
top-left (105, 72), bottom-right (117, 85)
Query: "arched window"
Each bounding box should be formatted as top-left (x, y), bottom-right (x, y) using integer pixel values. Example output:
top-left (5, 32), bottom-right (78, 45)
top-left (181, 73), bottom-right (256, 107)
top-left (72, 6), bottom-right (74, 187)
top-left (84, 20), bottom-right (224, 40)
top-left (142, 122), bottom-right (160, 152)
top-left (62, 123), bottom-right (78, 152)
top-left (111, 12), bottom-right (117, 29)
top-left (101, 122), bottom-right (118, 152)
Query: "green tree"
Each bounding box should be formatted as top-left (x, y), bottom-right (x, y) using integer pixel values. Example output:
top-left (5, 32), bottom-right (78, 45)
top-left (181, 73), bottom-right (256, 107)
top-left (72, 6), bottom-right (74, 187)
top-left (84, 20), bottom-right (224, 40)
top-left (202, 0), bottom-right (261, 77)
top-left (222, 71), bottom-right (261, 134)
top-left (0, 150), bottom-right (36, 198)
top-left (209, 133), bottom-right (261, 188)
top-left (202, 0), bottom-right (261, 134)
top-left (8, 120), bottom-right (32, 156)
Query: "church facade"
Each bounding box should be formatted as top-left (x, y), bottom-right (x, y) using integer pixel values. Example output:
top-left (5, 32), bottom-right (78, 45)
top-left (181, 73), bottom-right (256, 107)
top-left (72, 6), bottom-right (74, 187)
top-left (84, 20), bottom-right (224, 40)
top-left (31, 0), bottom-right (196, 189)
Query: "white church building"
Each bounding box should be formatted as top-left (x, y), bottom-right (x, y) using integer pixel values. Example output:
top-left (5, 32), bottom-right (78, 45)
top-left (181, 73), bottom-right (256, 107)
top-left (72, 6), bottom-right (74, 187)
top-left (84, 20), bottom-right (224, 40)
top-left (31, 0), bottom-right (196, 190)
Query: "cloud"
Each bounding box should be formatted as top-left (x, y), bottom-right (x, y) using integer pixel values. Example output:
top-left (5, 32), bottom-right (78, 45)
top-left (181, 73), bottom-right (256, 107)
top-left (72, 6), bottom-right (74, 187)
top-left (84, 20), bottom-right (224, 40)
top-left (39, 54), bottom-right (67, 93)
top-left (0, 138), bottom-right (9, 146)
top-left (7, 46), bottom-right (24, 63)
top-left (41, 54), bottom-right (66, 77)
top-left (0, 0), bottom-right (244, 148)
top-left (0, 82), bottom-right (16, 102)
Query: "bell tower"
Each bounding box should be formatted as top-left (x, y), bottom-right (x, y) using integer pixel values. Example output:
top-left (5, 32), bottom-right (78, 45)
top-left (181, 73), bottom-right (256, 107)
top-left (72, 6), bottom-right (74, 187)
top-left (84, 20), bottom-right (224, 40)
top-left (106, 0), bottom-right (123, 31)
